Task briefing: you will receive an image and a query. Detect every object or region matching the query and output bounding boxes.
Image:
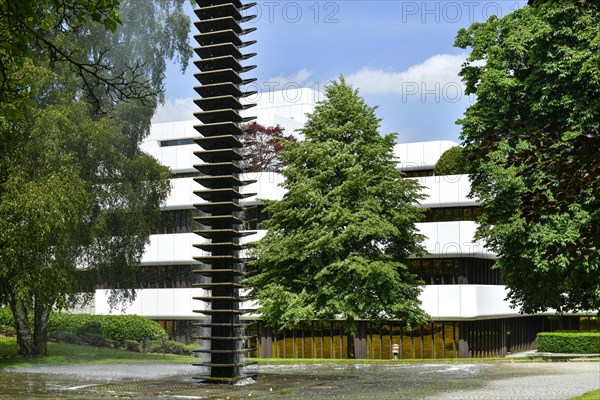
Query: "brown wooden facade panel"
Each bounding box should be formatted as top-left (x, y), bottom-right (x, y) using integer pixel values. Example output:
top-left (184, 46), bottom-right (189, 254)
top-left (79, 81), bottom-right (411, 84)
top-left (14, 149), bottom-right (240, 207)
top-left (250, 315), bottom-right (594, 360)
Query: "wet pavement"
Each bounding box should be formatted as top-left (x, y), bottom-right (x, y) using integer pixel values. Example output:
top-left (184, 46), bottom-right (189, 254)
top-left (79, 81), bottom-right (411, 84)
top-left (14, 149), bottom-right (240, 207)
top-left (0, 361), bottom-right (599, 399)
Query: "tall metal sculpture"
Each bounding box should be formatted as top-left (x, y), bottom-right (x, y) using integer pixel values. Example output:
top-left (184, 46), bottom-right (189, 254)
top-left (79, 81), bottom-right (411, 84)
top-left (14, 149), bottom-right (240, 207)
top-left (191, 0), bottom-right (257, 382)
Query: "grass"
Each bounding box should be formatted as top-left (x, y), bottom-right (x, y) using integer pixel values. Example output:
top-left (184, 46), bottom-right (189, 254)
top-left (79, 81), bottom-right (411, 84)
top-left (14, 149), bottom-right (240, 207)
top-left (2, 337), bottom-right (595, 370)
top-left (0, 337), bottom-right (194, 368)
top-left (250, 356), bottom-right (516, 365)
top-left (570, 390), bottom-right (600, 400)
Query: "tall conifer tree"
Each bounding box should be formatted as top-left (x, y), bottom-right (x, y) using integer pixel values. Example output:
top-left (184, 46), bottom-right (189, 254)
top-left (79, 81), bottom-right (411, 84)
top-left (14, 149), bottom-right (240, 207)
top-left (248, 78), bottom-right (427, 358)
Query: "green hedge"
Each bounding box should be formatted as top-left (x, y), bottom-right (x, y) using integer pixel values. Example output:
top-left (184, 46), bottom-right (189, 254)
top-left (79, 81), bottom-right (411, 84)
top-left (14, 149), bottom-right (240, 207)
top-left (126, 339), bottom-right (195, 355)
top-left (0, 308), bottom-right (166, 341)
top-left (49, 314), bottom-right (167, 341)
top-left (537, 332), bottom-right (600, 354)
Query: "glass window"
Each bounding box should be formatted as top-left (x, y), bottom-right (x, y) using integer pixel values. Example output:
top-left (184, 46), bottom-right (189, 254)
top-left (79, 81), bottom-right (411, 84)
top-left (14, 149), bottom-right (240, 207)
top-left (404, 258), bottom-right (500, 285)
top-left (152, 209), bottom-right (198, 234)
top-left (442, 259), bottom-right (457, 284)
top-left (423, 209), bottom-right (433, 222)
top-left (433, 259), bottom-right (443, 284)
top-left (160, 138), bottom-right (195, 147)
top-left (463, 207), bottom-right (473, 220)
top-left (423, 259), bottom-right (433, 284)
top-left (424, 206), bottom-right (482, 222)
top-left (403, 169), bottom-right (435, 178)
top-left (243, 206), bottom-right (259, 230)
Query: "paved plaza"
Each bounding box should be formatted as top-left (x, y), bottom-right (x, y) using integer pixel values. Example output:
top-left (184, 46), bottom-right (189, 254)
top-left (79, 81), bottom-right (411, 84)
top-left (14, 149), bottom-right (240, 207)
top-left (1, 361), bottom-right (599, 399)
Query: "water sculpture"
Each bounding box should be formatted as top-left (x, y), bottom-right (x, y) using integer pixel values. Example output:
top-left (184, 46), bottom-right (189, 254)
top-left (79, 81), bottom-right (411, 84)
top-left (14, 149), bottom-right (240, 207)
top-left (191, 0), bottom-right (257, 382)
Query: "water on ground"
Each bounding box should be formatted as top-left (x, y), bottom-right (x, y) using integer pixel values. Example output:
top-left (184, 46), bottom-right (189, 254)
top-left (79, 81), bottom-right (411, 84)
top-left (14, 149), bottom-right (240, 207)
top-left (1, 361), bottom-right (599, 399)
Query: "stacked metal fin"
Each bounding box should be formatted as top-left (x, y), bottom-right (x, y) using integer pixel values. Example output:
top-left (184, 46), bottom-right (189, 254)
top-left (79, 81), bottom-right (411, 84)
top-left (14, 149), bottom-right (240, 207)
top-left (192, 0), bottom-right (257, 383)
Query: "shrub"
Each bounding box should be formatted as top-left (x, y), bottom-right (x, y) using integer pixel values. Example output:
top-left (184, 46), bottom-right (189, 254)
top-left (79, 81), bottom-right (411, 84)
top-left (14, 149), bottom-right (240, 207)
top-left (123, 340), bottom-right (142, 352)
top-left (0, 310), bottom-right (196, 356)
top-left (0, 325), bottom-right (16, 337)
top-left (75, 322), bottom-right (108, 347)
top-left (0, 308), bottom-right (15, 328)
top-left (145, 339), bottom-right (195, 356)
top-left (48, 313), bottom-right (167, 341)
top-left (49, 313), bottom-right (95, 336)
top-left (95, 315), bottom-right (167, 341)
top-left (1, 309), bottom-right (169, 345)
top-left (49, 331), bottom-right (80, 344)
top-left (434, 146), bottom-right (472, 176)
top-left (537, 332), bottom-right (600, 354)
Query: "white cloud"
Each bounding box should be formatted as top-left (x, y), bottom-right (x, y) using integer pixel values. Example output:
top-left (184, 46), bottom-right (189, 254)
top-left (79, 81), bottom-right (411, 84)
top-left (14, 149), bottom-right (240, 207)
top-left (153, 69), bottom-right (315, 124)
top-left (152, 97), bottom-right (196, 124)
top-left (265, 68), bottom-right (312, 87)
top-left (347, 54), bottom-right (468, 97)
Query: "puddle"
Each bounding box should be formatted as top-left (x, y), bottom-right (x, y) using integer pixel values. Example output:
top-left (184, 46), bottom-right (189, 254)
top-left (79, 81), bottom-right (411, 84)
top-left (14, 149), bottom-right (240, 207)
top-left (1, 362), bottom-right (598, 399)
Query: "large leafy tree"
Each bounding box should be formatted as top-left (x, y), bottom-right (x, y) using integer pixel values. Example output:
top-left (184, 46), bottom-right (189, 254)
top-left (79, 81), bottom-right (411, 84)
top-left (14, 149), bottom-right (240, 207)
top-left (247, 78), bottom-right (427, 358)
top-left (1, 0), bottom-right (120, 103)
top-left (1, 0), bottom-right (191, 107)
top-left (455, 0), bottom-right (600, 313)
top-left (0, 0), bottom-right (191, 355)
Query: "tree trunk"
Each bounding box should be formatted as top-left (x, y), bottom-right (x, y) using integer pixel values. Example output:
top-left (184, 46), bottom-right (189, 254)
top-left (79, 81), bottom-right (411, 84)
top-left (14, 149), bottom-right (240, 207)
top-left (346, 317), bottom-right (356, 359)
top-left (347, 332), bottom-right (356, 359)
top-left (33, 300), bottom-right (50, 356)
top-left (8, 294), bottom-right (36, 356)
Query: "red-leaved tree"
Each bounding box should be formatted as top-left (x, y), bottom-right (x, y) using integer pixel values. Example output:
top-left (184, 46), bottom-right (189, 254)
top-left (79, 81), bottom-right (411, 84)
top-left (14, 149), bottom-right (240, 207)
top-left (242, 122), bottom-right (297, 172)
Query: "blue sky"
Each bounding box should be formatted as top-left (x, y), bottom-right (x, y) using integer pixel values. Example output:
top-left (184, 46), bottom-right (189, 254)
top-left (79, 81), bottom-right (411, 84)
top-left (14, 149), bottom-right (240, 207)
top-left (156, 1), bottom-right (527, 143)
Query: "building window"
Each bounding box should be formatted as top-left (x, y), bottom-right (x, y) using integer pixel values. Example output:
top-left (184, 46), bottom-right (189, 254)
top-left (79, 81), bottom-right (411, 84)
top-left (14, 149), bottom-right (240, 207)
top-left (171, 172), bottom-right (202, 178)
top-left (243, 204), bottom-right (270, 230)
top-left (160, 138), bottom-right (195, 147)
top-left (408, 257), bottom-right (501, 285)
top-left (403, 169), bottom-right (435, 178)
top-left (154, 319), bottom-right (196, 343)
top-left (422, 206), bottom-right (482, 222)
top-left (580, 316), bottom-right (600, 332)
top-left (152, 209), bottom-right (203, 234)
top-left (94, 265), bottom-right (198, 289)
top-left (136, 265), bottom-right (198, 289)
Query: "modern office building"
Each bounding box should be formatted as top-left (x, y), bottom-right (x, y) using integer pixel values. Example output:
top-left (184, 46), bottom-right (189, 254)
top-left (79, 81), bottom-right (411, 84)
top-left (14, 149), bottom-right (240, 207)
top-left (89, 89), bottom-right (597, 359)
top-left (92, 89), bottom-right (317, 342)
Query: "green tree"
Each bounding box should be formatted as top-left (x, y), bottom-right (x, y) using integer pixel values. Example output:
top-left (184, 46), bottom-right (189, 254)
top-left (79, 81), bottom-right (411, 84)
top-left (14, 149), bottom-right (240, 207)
top-left (1, 0), bottom-right (191, 108)
top-left (247, 78), bottom-right (427, 358)
top-left (0, 0), bottom-right (121, 102)
top-left (0, 0), bottom-right (191, 356)
top-left (433, 146), bottom-right (471, 176)
top-left (455, 0), bottom-right (600, 313)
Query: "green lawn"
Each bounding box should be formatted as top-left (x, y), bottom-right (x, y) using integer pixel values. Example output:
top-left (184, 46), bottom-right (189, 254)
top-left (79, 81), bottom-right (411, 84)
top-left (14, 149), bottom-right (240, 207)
top-left (571, 390), bottom-right (600, 400)
top-left (0, 337), bottom-right (194, 368)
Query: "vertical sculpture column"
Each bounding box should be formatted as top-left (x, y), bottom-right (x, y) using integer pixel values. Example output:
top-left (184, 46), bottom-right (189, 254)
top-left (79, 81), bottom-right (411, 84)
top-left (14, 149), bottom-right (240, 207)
top-left (191, 0), bottom-right (257, 383)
